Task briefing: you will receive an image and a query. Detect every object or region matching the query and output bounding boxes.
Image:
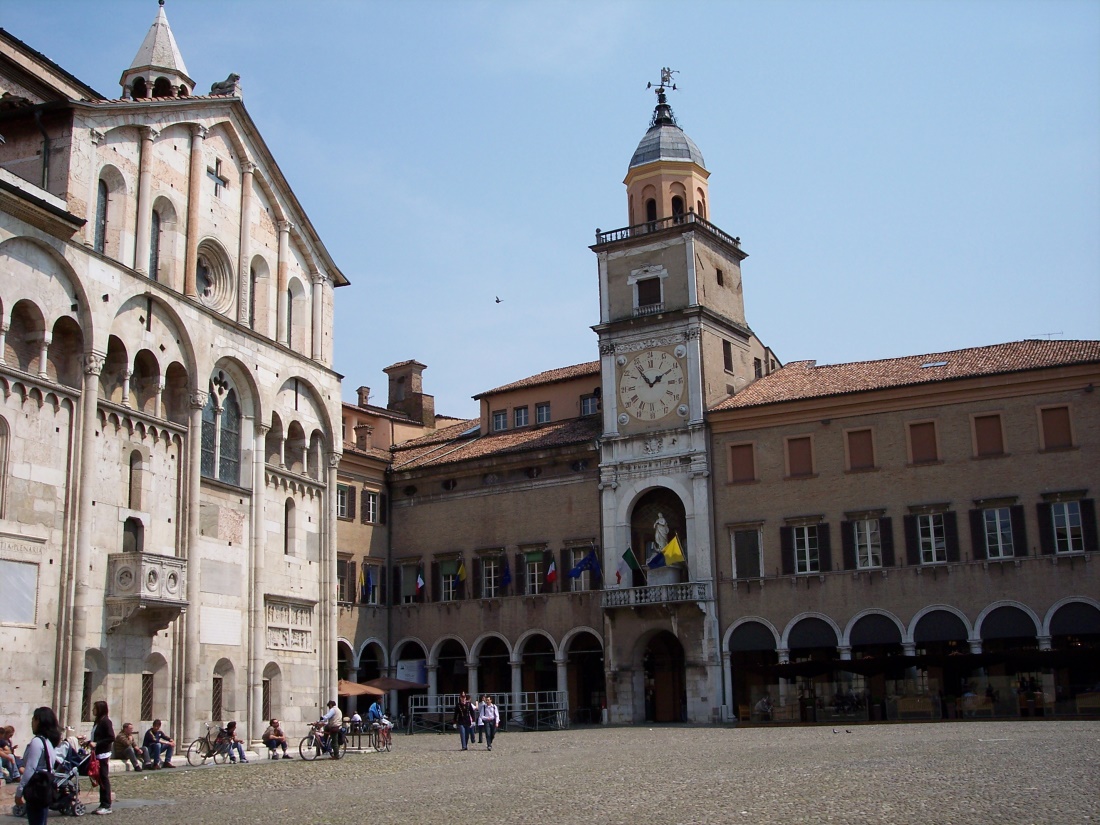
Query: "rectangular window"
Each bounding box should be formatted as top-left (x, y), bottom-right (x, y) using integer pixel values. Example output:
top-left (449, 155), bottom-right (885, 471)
top-left (786, 436), bottom-right (813, 478)
top-left (524, 552), bottom-right (544, 595)
top-left (983, 508), bottom-right (1014, 559)
top-left (363, 491), bottom-right (379, 524)
top-left (212, 676), bottom-right (223, 722)
top-left (481, 556), bottom-right (501, 598)
top-left (141, 673), bottom-right (154, 721)
top-left (909, 421), bottom-right (938, 464)
top-left (492, 410), bottom-right (507, 431)
top-left (439, 560), bottom-right (459, 602)
top-left (918, 513), bottom-right (946, 564)
top-left (362, 564), bottom-right (380, 605)
top-left (732, 528), bottom-right (762, 578)
top-left (0, 559), bottom-right (37, 624)
top-left (337, 557), bottom-right (353, 603)
top-left (974, 414), bottom-right (1004, 457)
top-left (716, 268), bottom-right (725, 287)
top-left (754, 358), bottom-right (763, 379)
top-left (401, 564), bottom-right (420, 604)
top-left (853, 519), bottom-right (881, 569)
top-left (569, 546), bottom-right (593, 592)
top-left (336, 484), bottom-right (349, 519)
top-left (793, 526), bottom-right (819, 574)
top-left (636, 277), bottom-right (661, 307)
top-left (847, 429), bottom-right (875, 471)
top-left (1040, 406), bottom-right (1072, 450)
top-left (723, 341), bottom-right (734, 372)
top-left (1052, 501), bottom-right (1084, 554)
top-left (536, 402), bottom-right (551, 424)
top-left (514, 406), bottom-right (529, 428)
top-left (728, 443), bottom-right (755, 483)
top-left (580, 394), bottom-right (599, 416)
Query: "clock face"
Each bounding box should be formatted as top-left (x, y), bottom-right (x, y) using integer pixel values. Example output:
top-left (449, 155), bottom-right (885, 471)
top-left (618, 349), bottom-right (685, 421)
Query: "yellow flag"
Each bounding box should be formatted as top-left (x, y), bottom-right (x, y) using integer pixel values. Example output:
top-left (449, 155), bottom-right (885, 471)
top-left (458, 560), bottom-right (467, 581)
top-left (662, 535), bottom-right (685, 565)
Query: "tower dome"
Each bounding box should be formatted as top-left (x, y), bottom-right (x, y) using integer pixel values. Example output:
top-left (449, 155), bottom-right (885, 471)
top-left (624, 70), bottom-right (711, 226)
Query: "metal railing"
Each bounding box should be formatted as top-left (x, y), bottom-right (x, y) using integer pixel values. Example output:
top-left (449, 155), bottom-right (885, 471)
top-left (600, 581), bottom-right (712, 608)
top-left (404, 691), bottom-right (569, 734)
top-left (595, 212), bottom-right (741, 249)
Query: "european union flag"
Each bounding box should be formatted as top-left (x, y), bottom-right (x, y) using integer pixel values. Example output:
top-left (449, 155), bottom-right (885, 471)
top-left (501, 560), bottom-right (512, 589)
top-left (647, 549), bottom-right (667, 569)
top-left (567, 550), bottom-right (601, 578)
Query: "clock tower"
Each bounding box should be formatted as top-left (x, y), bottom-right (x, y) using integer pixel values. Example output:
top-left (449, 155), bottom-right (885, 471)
top-left (593, 71), bottom-right (775, 723)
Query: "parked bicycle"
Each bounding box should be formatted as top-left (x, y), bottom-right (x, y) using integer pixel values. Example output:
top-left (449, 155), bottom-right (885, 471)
top-left (186, 722), bottom-right (232, 766)
top-left (299, 722), bottom-right (347, 760)
top-left (371, 716), bottom-right (394, 753)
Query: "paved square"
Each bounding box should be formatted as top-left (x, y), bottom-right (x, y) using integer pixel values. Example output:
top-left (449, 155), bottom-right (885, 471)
top-left (12, 722), bottom-right (1098, 824)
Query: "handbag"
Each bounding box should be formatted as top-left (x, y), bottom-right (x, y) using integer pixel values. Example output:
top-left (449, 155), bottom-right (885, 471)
top-left (21, 737), bottom-right (58, 808)
top-left (87, 749), bottom-right (101, 786)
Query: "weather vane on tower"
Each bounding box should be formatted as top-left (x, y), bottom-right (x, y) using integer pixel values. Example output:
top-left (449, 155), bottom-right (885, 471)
top-left (646, 68), bottom-right (679, 127)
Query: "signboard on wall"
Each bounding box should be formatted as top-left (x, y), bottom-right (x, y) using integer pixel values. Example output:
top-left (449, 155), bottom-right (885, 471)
top-left (396, 659), bottom-right (426, 684)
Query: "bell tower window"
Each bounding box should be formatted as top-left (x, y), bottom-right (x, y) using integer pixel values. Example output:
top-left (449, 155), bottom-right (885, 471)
top-left (645, 199), bottom-right (657, 224)
top-left (637, 277), bottom-right (661, 308)
top-left (672, 196), bottom-right (684, 223)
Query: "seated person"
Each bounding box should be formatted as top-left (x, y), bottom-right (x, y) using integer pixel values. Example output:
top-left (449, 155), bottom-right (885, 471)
top-left (754, 693), bottom-right (773, 721)
top-left (143, 719), bottom-right (175, 768)
top-left (262, 719), bottom-right (291, 759)
top-left (0, 725), bottom-right (22, 782)
top-left (349, 711), bottom-right (363, 733)
top-left (224, 721), bottom-right (247, 763)
top-left (113, 722), bottom-right (147, 770)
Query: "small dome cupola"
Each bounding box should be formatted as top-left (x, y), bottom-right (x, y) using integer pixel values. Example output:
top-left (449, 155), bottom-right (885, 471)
top-left (625, 69), bottom-right (711, 226)
top-left (120, 0), bottom-right (195, 99)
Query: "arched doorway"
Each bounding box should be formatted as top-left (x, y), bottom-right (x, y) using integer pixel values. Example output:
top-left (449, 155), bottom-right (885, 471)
top-left (519, 634), bottom-right (556, 693)
top-left (565, 631), bottom-right (605, 724)
top-left (644, 631), bottom-right (685, 722)
top-left (1049, 600), bottom-right (1100, 714)
top-left (912, 609), bottom-right (970, 717)
top-left (336, 641), bottom-right (354, 715)
top-left (477, 637), bottom-right (511, 695)
top-left (980, 605), bottom-right (1042, 715)
top-left (728, 621), bottom-right (778, 721)
top-left (436, 638), bottom-right (469, 697)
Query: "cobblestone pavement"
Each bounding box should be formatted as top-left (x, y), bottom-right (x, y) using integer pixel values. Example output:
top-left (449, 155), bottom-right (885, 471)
top-left (4, 722), bottom-right (1099, 824)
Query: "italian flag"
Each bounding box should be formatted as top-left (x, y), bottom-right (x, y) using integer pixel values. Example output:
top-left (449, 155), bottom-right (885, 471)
top-left (546, 560), bottom-right (557, 584)
top-left (415, 567), bottom-right (425, 594)
top-left (616, 547), bottom-right (641, 584)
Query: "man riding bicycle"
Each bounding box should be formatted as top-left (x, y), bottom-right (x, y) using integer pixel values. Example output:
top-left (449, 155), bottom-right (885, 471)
top-left (318, 701), bottom-right (341, 751)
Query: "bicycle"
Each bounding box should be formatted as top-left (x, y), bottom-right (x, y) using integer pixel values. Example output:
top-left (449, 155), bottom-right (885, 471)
top-left (186, 722), bottom-right (232, 766)
top-left (299, 722), bottom-right (347, 760)
top-left (369, 718), bottom-right (393, 753)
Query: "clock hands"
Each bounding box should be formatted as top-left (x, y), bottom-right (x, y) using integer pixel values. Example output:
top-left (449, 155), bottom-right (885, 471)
top-left (635, 368), bottom-right (657, 388)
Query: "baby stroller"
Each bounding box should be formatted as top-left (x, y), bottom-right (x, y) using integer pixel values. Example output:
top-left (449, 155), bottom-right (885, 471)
top-left (11, 739), bottom-right (89, 818)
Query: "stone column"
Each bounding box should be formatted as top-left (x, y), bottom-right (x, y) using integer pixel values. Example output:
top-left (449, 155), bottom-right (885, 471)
top-left (120, 369), bottom-right (132, 407)
top-left (0, 323), bottom-right (7, 364)
top-left (182, 388), bottom-right (208, 736)
top-left (1037, 635), bottom-right (1052, 651)
top-left (968, 639), bottom-right (983, 655)
top-left (838, 645), bottom-right (853, 660)
top-left (154, 376), bottom-right (165, 420)
top-left (275, 221), bottom-right (292, 344)
top-left (720, 650), bottom-right (732, 723)
top-left (467, 658), bottom-right (479, 700)
top-left (510, 659), bottom-right (523, 724)
top-left (323, 451), bottom-right (340, 702)
top-left (310, 270), bottom-right (324, 361)
top-left (249, 423), bottom-right (269, 743)
top-left (134, 126), bottom-right (157, 274)
top-left (555, 657), bottom-right (567, 696)
top-left (427, 665), bottom-right (439, 699)
top-left (183, 125), bottom-right (206, 298)
top-left (237, 162), bottom-right (255, 324)
top-left (36, 333), bottom-right (51, 378)
top-left (63, 352), bottom-right (104, 728)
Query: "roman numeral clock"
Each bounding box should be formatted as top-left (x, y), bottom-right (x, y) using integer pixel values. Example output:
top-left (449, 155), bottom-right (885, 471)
top-left (616, 346), bottom-right (687, 423)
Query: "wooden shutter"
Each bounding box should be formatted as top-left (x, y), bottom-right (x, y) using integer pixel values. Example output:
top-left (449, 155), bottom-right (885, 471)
top-left (379, 493), bottom-right (388, 525)
top-left (969, 509), bottom-right (986, 561)
top-left (431, 561), bottom-right (440, 603)
top-left (880, 517), bottom-right (895, 567)
top-left (1010, 505), bottom-right (1027, 558)
top-left (974, 415), bottom-right (1004, 457)
top-left (392, 566), bottom-right (401, 605)
top-left (847, 430), bottom-right (874, 470)
top-left (818, 524), bottom-right (832, 572)
top-left (1082, 499), bottom-right (1099, 553)
top-left (379, 565), bottom-right (388, 606)
top-left (473, 557), bottom-right (482, 599)
top-left (1037, 503), bottom-right (1054, 555)
top-left (944, 511), bottom-right (960, 563)
top-left (787, 437), bottom-right (813, 477)
top-left (347, 487), bottom-right (357, 520)
top-left (591, 547), bottom-right (603, 590)
top-left (348, 561), bottom-right (357, 603)
top-left (903, 515), bottom-right (919, 566)
top-left (909, 422), bottom-right (937, 463)
top-left (561, 548), bottom-right (571, 592)
top-left (515, 553), bottom-right (526, 595)
top-left (840, 521), bottom-right (856, 570)
top-left (779, 527), bottom-right (794, 575)
top-left (729, 444), bottom-right (755, 483)
top-left (360, 490), bottom-right (370, 523)
top-left (1040, 407), bottom-right (1072, 449)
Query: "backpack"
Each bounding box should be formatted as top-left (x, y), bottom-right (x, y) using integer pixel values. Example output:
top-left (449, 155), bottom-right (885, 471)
top-left (21, 737), bottom-right (58, 808)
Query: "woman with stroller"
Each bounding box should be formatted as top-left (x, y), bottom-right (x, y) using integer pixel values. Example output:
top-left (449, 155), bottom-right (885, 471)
top-left (89, 700), bottom-right (114, 815)
top-left (14, 706), bottom-right (61, 825)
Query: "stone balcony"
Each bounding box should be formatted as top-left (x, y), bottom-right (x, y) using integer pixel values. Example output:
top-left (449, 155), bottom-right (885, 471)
top-left (105, 552), bottom-right (188, 634)
top-left (600, 581), bottom-right (712, 612)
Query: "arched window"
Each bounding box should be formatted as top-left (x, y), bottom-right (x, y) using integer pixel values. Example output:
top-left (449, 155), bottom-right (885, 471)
top-left (128, 450), bottom-right (142, 510)
top-left (671, 196), bottom-right (685, 223)
top-left (286, 286), bottom-right (293, 347)
top-left (645, 198), bottom-right (657, 224)
top-left (0, 416), bottom-right (8, 518)
top-left (200, 392), bottom-right (217, 477)
top-left (152, 77), bottom-right (173, 98)
top-left (149, 210), bottom-right (161, 280)
top-left (122, 517), bottom-right (144, 554)
top-left (219, 390), bottom-right (241, 485)
top-left (284, 498), bottom-right (295, 556)
top-left (131, 77), bottom-right (148, 99)
top-left (248, 267), bottom-right (257, 329)
top-left (95, 180), bottom-right (109, 254)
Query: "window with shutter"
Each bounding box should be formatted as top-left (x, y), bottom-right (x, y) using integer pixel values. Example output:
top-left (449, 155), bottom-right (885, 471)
top-left (846, 429), bottom-right (875, 471)
top-left (728, 443), bottom-right (755, 483)
top-left (1040, 406), bottom-right (1072, 450)
top-left (786, 436), bottom-right (813, 478)
top-left (909, 422), bottom-right (938, 464)
top-left (973, 414), bottom-right (1004, 457)
top-left (732, 528), bottom-right (762, 578)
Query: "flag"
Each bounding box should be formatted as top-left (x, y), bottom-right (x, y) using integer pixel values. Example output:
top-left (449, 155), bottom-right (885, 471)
top-left (501, 559), bottom-right (512, 589)
top-left (546, 560), bottom-right (558, 584)
top-left (647, 547), bottom-right (667, 569)
top-left (415, 567), bottom-right (425, 594)
top-left (358, 566), bottom-right (368, 602)
top-left (617, 547), bottom-right (640, 584)
top-left (457, 560), bottom-right (467, 582)
top-left (365, 567), bottom-right (374, 602)
top-left (568, 550), bottom-right (601, 579)
top-left (662, 535), bottom-right (685, 565)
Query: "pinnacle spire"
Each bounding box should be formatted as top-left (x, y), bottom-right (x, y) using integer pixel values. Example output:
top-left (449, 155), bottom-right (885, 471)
top-left (120, 1), bottom-right (194, 98)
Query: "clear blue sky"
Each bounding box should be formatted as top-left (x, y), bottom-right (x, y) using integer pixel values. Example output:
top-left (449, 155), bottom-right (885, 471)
top-left (5, 0), bottom-right (1098, 419)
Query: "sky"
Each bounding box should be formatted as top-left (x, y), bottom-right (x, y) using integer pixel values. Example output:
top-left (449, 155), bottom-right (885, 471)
top-left (4, 0), bottom-right (1098, 419)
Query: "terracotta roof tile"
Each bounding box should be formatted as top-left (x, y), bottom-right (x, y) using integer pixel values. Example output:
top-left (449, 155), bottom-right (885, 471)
top-left (474, 361), bottom-right (600, 399)
top-left (712, 340), bottom-right (1100, 411)
top-left (393, 416), bottom-right (600, 470)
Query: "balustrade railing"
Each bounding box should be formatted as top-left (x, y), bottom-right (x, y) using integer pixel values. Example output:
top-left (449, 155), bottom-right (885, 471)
top-left (600, 581), bottom-right (712, 608)
top-left (595, 212), bottom-right (741, 249)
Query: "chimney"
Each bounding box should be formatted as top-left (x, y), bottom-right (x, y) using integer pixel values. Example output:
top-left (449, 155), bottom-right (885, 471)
top-left (356, 386), bottom-right (370, 408)
top-left (383, 360), bottom-right (434, 427)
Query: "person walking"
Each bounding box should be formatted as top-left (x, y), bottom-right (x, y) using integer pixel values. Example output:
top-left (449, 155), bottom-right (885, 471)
top-left (452, 692), bottom-right (476, 751)
top-left (475, 695), bottom-right (487, 745)
top-left (14, 706), bottom-right (61, 825)
top-left (89, 700), bottom-right (114, 815)
top-left (479, 695), bottom-right (500, 752)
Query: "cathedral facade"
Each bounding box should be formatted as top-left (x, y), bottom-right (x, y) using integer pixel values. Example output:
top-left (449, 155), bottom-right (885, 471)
top-left (0, 7), bottom-right (345, 741)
